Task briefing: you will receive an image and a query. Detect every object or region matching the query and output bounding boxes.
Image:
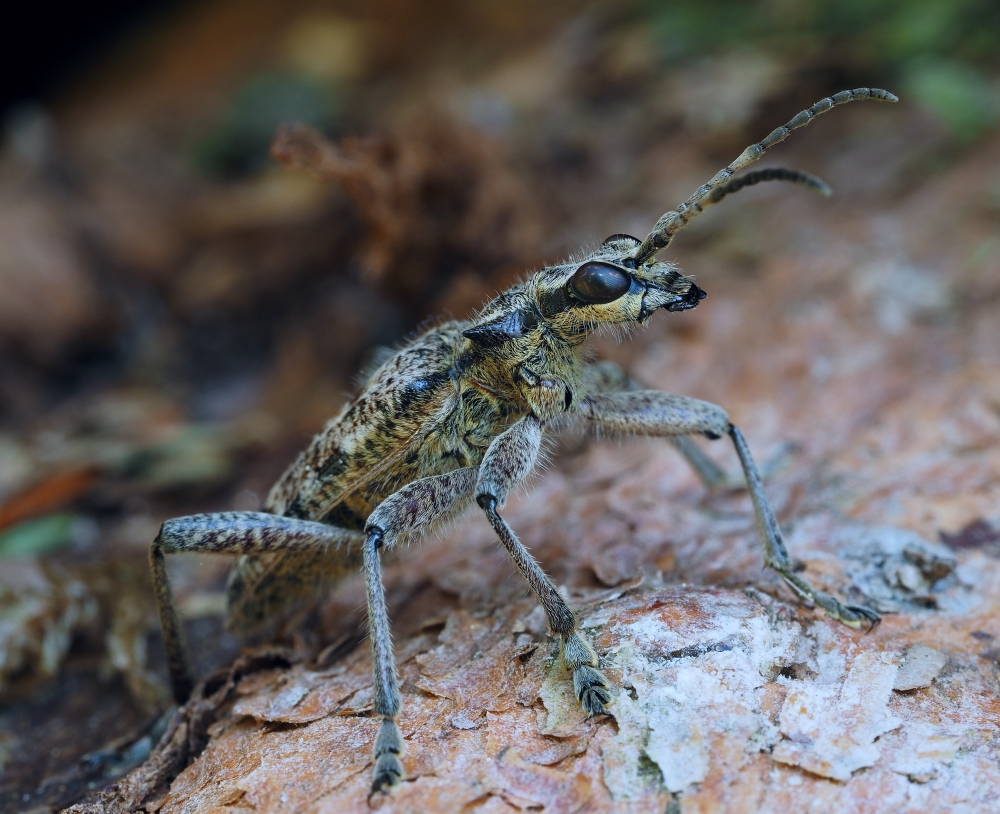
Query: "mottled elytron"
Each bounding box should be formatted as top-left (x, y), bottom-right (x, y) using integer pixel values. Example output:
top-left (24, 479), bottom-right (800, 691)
top-left (151, 88), bottom-right (896, 797)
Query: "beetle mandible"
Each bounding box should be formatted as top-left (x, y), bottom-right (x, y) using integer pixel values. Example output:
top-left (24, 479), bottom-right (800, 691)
top-left (151, 87), bottom-right (896, 798)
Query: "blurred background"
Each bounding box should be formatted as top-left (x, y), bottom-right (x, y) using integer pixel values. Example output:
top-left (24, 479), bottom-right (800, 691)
top-left (1, 1), bottom-right (999, 810)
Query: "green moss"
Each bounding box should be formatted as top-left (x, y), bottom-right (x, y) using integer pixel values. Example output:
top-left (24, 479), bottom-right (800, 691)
top-left (637, 750), bottom-right (665, 783)
top-left (642, 0), bottom-right (1000, 68)
top-left (638, 0), bottom-right (1000, 145)
top-left (0, 515), bottom-right (75, 559)
top-left (903, 59), bottom-right (1000, 140)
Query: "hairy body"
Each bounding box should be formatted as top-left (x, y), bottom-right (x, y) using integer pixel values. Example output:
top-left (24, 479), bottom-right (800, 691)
top-left (151, 88), bottom-right (896, 799)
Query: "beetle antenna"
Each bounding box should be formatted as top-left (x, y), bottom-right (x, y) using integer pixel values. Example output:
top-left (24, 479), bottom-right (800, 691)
top-left (633, 87), bottom-right (898, 264)
top-left (707, 166), bottom-right (831, 205)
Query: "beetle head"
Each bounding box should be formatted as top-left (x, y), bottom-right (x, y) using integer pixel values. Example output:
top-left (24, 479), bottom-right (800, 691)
top-left (529, 234), bottom-right (705, 336)
top-left (462, 235), bottom-right (704, 352)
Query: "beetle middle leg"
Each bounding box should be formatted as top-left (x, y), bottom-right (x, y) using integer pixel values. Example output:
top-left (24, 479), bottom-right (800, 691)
top-left (475, 415), bottom-right (612, 716)
top-left (582, 391), bottom-right (880, 630)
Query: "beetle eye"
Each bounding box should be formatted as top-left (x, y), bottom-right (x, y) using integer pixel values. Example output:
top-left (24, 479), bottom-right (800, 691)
top-left (569, 262), bottom-right (632, 304)
top-left (601, 234), bottom-right (641, 247)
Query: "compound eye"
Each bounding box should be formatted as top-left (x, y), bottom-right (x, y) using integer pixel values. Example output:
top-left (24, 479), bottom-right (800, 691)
top-left (569, 262), bottom-right (632, 304)
top-left (601, 233), bottom-right (641, 247)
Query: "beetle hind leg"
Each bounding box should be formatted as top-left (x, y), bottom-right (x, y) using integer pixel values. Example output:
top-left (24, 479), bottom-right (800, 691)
top-left (150, 511), bottom-right (363, 704)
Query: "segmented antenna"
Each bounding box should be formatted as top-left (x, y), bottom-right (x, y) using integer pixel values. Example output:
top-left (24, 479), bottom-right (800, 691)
top-left (707, 167), bottom-right (831, 206)
top-left (634, 87), bottom-right (898, 264)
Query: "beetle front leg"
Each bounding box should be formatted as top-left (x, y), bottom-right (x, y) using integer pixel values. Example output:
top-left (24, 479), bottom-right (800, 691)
top-left (728, 425), bottom-right (879, 630)
top-left (362, 467), bottom-right (478, 798)
top-left (583, 391), bottom-right (880, 630)
top-left (583, 360), bottom-right (729, 490)
top-left (476, 415), bottom-right (611, 716)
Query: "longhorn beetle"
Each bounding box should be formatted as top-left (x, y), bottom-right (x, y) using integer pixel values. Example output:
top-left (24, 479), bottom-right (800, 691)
top-left (151, 88), bottom-right (896, 797)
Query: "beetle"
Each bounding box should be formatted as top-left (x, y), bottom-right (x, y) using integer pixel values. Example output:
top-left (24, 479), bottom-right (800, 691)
top-left (151, 87), bottom-right (895, 797)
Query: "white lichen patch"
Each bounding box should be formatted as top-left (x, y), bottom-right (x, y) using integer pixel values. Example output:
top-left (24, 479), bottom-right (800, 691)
top-left (593, 587), bottom-right (920, 798)
top-left (537, 657), bottom-right (590, 737)
top-left (889, 721), bottom-right (961, 783)
top-left (599, 682), bottom-right (661, 800)
top-left (639, 671), bottom-right (714, 792)
top-left (598, 591), bottom-right (800, 797)
top-left (893, 644), bottom-right (947, 691)
top-left (809, 522), bottom-right (959, 614)
top-left (772, 650), bottom-right (901, 780)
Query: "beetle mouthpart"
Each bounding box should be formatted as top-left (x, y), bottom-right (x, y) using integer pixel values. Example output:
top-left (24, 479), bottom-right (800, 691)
top-left (664, 282), bottom-right (706, 312)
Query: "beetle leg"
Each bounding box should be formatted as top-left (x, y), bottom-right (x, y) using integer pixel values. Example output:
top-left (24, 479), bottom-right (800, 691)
top-left (582, 391), bottom-right (880, 631)
top-left (151, 512), bottom-right (363, 703)
top-left (582, 362), bottom-right (729, 490)
top-left (362, 467), bottom-right (478, 798)
top-left (728, 426), bottom-right (879, 630)
top-left (475, 415), bottom-right (612, 716)
top-left (670, 434), bottom-right (730, 490)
